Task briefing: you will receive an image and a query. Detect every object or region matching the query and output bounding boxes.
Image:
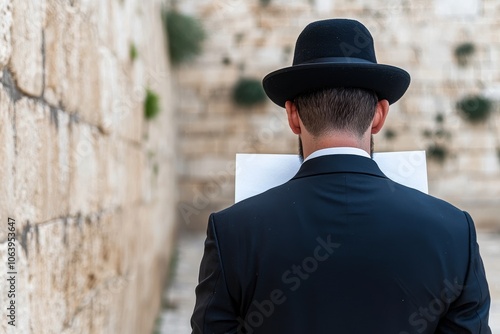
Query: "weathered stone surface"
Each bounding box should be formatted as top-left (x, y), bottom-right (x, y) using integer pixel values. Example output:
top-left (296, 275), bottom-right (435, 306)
top-left (68, 121), bottom-right (99, 216)
top-left (14, 98), bottom-right (49, 224)
top-left (0, 237), bottom-right (30, 334)
top-left (9, 0), bottom-right (44, 96)
top-left (26, 220), bottom-right (68, 333)
top-left (46, 109), bottom-right (70, 219)
top-left (12, 104), bottom-right (69, 224)
top-left (0, 88), bottom-right (14, 241)
top-left (43, 0), bottom-right (68, 107)
top-left (97, 47), bottom-right (119, 134)
top-left (0, 0), bottom-right (12, 71)
top-left (2, 1), bottom-right (176, 334)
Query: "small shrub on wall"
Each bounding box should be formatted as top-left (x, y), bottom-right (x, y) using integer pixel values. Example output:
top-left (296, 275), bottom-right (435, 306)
top-left (456, 95), bottom-right (493, 124)
top-left (162, 10), bottom-right (205, 65)
top-left (423, 113), bottom-right (452, 164)
top-left (232, 78), bottom-right (267, 107)
top-left (383, 128), bottom-right (397, 141)
top-left (454, 42), bottom-right (475, 67)
top-left (426, 143), bottom-right (449, 164)
top-left (144, 89), bottom-right (160, 120)
top-left (130, 43), bottom-right (138, 62)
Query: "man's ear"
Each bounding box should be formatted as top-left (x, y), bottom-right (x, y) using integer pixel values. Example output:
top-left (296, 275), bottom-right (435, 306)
top-left (285, 100), bottom-right (301, 135)
top-left (371, 99), bottom-right (390, 134)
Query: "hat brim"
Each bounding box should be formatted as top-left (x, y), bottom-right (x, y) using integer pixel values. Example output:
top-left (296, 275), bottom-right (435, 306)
top-left (262, 62), bottom-right (410, 107)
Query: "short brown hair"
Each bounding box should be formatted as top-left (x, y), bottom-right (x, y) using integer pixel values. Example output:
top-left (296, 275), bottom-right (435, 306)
top-left (294, 88), bottom-right (378, 137)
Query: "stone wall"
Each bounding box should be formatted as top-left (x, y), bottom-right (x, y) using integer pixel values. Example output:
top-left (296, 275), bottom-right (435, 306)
top-left (0, 0), bottom-right (177, 333)
top-left (176, 0), bottom-right (500, 230)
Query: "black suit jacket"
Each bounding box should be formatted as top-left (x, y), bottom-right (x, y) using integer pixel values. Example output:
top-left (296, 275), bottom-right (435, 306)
top-left (191, 154), bottom-right (491, 333)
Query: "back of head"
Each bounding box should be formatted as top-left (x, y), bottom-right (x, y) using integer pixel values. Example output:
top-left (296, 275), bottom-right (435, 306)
top-left (294, 87), bottom-right (378, 137)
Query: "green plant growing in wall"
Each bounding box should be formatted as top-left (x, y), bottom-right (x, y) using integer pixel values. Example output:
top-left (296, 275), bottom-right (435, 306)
top-left (232, 78), bottom-right (267, 107)
top-left (423, 113), bottom-right (452, 164)
top-left (144, 89), bottom-right (160, 120)
top-left (130, 43), bottom-right (138, 62)
top-left (162, 10), bottom-right (206, 64)
top-left (454, 42), bottom-right (475, 67)
top-left (426, 143), bottom-right (449, 164)
top-left (384, 128), bottom-right (397, 141)
top-left (435, 113), bottom-right (444, 124)
top-left (456, 95), bottom-right (493, 124)
top-left (260, 0), bottom-right (272, 6)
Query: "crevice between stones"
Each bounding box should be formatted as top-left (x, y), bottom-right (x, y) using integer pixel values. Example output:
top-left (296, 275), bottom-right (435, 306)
top-left (1, 68), bottom-right (22, 102)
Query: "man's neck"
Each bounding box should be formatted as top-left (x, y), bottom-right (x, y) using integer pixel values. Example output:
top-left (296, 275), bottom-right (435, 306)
top-left (302, 132), bottom-right (371, 160)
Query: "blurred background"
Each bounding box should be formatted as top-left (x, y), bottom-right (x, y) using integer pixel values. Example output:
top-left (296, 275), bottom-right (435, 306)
top-left (0, 0), bottom-right (498, 333)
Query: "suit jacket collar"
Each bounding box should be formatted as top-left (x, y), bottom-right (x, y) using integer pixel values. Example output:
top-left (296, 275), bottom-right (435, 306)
top-left (292, 154), bottom-right (387, 180)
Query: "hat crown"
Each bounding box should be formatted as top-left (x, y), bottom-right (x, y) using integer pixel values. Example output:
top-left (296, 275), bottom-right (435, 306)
top-left (292, 19), bottom-right (377, 65)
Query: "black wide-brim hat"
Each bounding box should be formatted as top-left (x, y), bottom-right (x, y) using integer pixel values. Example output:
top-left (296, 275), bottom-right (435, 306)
top-left (263, 19), bottom-right (411, 107)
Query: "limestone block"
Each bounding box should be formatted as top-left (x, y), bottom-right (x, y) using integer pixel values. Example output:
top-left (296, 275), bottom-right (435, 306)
top-left (52, 216), bottom-right (110, 329)
top-left (124, 145), bottom-right (143, 205)
top-left (74, 214), bottom-right (119, 302)
top-left (454, 127), bottom-right (496, 150)
top-left (141, 151), bottom-right (156, 204)
top-left (458, 148), bottom-right (500, 175)
top-left (109, 0), bottom-right (129, 63)
top-left (64, 5), bottom-right (102, 126)
top-left (109, 139), bottom-right (127, 207)
top-left (95, 0), bottom-right (113, 54)
top-left (77, 29), bottom-right (102, 127)
top-left (0, 0), bottom-right (12, 71)
top-left (96, 135), bottom-right (113, 210)
top-left (133, 205), bottom-right (170, 333)
top-left (44, 0), bottom-right (99, 114)
top-left (483, 0), bottom-right (500, 16)
top-left (177, 88), bottom-right (203, 114)
top-left (156, 161), bottom-right (178, 217)
top-left (179, 116), bottom-right (227, 137)
top-left (435, 0), bottom-right (480, 17)
top-left (179, 137), bottom-right (225, 157)
top-left (9, 0), bottom-right (44, 96)
top-left (178, 199), bottom-right (228, 230)
top-left (180, 175), bottom-right (234, 210)
top-left (115, 68), bottom-right (144, 143)
top-left (428, 173), bottom-right (468, 199)
top-left (46, 109), bottom-right (70, 220)
top-left (62, 11), bottom-right (84, 114)
top-left (446, 67), bottom-right (482, 89)
top-left (103, 135), bottom-right (123, 211)
top-left (185, 156), bottom-right (232, 179)
top-left (69, 122), bottom-right (99, 215)
top-left (129, 102), bottom-right (145, 143)
top-left (0, 88), bottom-right (14, 241)
top-left (27, 220), bottom-right (67, 333)
top-left (181, 67), bottom-right (240, 92)
top-left (60, 306), bottom-right (92, 334)
top-left (98, 47), bottom-right (121, 134)
top-left (44, 0), bottom-right (68, 107)
top-left (14, 98), bottom-right (49, 224)
top-left (115, 206), bottom-right (141, 294)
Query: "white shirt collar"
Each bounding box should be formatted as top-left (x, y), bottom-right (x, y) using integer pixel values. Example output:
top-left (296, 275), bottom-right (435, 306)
top-left (303, 147), bottom-right (371, 163)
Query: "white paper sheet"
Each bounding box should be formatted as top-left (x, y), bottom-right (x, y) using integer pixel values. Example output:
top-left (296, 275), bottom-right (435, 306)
top-left (235, 151), bottom-right (428, 203)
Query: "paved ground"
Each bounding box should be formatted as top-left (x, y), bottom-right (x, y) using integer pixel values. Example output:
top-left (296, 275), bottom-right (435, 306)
top-left (158, 231), bottom-right (500, 333)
